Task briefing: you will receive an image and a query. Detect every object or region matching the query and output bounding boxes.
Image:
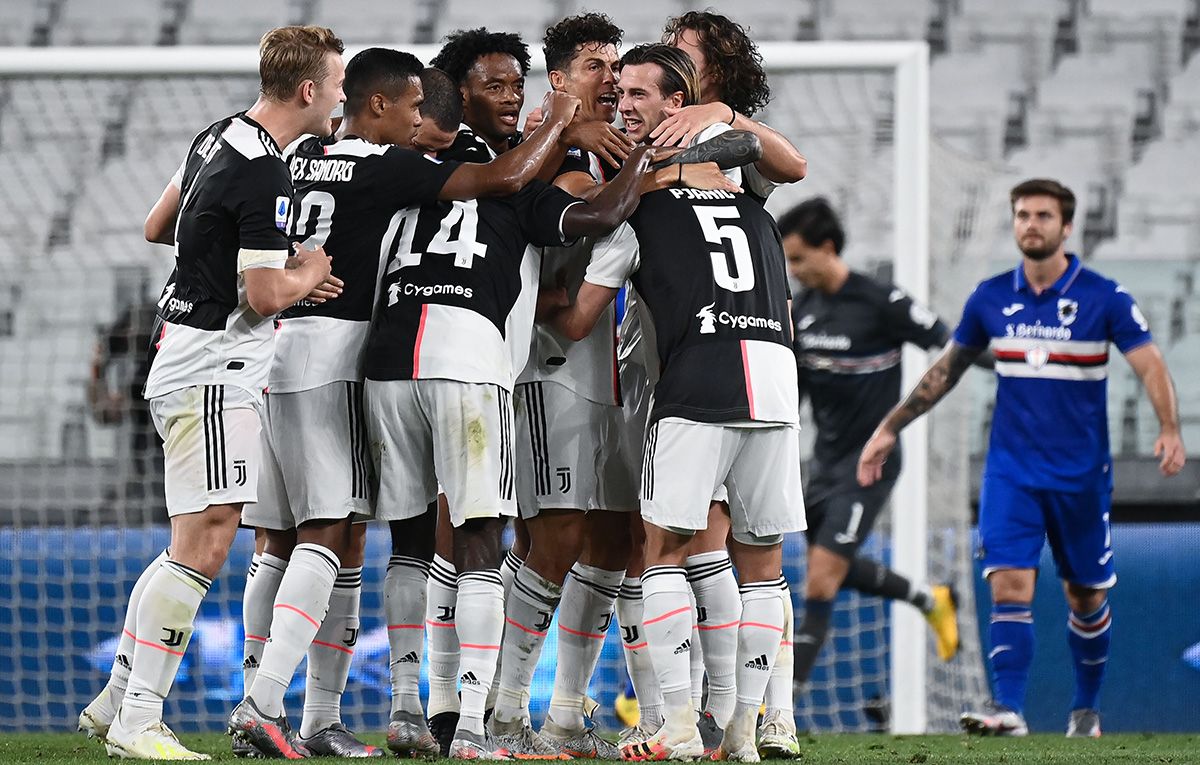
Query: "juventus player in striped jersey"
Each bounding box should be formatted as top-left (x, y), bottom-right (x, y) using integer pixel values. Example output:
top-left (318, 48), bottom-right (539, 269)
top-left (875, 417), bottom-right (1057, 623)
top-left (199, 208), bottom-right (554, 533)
top-left (544, 44), bottom-right (804, 762)
top-left (226, 46), bottom-right (601, 759)
top-left (77, 26), bottom-right (346, 761)
top-left (491, 15), bottom-right (741, 761)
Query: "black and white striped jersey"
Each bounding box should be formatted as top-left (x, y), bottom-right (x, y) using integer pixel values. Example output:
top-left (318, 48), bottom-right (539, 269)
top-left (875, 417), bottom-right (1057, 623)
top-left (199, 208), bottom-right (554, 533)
top-left (144, 113), bottom-right (292, 400)
top-left (267, 136), bottom-right (460, 393)
top-left (586, 186), bottom-right (797, 427)
top-left (364, 180), bottom-right (582, 390)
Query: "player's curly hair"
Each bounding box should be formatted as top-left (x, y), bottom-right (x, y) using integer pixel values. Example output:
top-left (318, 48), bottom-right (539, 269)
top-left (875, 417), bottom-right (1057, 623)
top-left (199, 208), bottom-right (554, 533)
top-left (543, 12), bottom-right (623, 73)
top-left (430, 27), bottom-right (532, 86)
top-left (661, 11), bottom-right (771, 118)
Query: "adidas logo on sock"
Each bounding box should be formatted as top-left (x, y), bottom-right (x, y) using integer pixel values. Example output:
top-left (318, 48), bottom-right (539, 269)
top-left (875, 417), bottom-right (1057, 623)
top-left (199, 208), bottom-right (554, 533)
top-left (116, 653), bottom-right (132, 670)
top-left (460, 671), bottom-right (481, 686)
top-left (744, 654), bottom-right (769, 670)
top-left (674, 639), bottom-right (692, 655)
top-left (242, 655), bottom-right (259, 669)
top-left (397, 651), bottom-right (420, 664)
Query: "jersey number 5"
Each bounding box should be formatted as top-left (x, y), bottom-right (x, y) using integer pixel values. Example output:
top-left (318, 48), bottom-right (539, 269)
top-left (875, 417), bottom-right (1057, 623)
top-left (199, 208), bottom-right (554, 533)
top-left (695, 206), bottom-right (754, 293)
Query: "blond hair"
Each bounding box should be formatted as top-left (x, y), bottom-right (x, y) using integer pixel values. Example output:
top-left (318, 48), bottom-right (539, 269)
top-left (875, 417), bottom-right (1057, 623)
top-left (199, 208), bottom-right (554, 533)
top-left (258, 25), bottom-right (344, 102)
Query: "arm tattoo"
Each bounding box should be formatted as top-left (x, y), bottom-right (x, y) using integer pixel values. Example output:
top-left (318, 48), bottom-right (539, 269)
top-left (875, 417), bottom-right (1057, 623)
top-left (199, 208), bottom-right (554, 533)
top-left (652, 130), bottom-right (763, 171)
top-left (884, 343), bottom-right (980, 433)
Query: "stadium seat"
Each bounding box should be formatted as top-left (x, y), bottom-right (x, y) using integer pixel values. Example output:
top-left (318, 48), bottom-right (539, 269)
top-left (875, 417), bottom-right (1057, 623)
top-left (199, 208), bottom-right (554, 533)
top-left (51, 0), bottom-right (165, 46)
top-left (177, 0), bottom-right (291, 45)
top-left (932, 50), bottom-right (1025, 160)
top-left (1086, 0), bottom-right (1191, 20)
top-left (0, 1), bottom-right (46, 46)
top-left (125, 76), bottom-right (259, 155)
top-left (821, 0), bottom-right (932, 41)
top-left (434, 0), bottom-right (557, 45)
top-left (309, 0), bottom-right (423, 44)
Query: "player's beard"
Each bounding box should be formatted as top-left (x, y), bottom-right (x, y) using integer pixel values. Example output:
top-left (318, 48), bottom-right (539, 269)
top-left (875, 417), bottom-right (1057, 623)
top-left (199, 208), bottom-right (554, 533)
top-left (1018, 231), bottom-right (1063, 261)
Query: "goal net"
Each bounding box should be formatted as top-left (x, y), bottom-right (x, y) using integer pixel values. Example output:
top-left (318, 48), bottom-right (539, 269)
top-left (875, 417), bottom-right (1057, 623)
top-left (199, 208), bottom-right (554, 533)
top-left (0, 42), bottom-right (997, 734)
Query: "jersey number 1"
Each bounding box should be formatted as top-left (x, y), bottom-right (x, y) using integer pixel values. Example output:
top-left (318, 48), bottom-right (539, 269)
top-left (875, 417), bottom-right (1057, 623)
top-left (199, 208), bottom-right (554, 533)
top-left (695, 206), bottom-right (754, 293)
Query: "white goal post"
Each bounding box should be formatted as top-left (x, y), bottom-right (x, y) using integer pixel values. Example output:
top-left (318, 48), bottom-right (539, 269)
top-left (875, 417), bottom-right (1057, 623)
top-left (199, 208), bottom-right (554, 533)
top-left (0, 40), bottom-right (932, 734)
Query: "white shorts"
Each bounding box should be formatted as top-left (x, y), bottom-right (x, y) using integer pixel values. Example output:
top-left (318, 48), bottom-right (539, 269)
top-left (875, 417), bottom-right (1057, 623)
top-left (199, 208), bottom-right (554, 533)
top-left (366, 378), bottom-right (517, 527)
top-left (149, 384), bottom-right (263, 517)
top-left (514, 381), bottom-right (635, 518)
top-left (242, 382), bottom-right (373, 531)
top-left (640, 418), bottom-right (806, 542)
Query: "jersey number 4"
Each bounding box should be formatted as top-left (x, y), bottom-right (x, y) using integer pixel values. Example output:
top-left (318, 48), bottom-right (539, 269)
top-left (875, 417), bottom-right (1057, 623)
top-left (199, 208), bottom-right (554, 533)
top-left (695, 206), bottom-right (754, 293)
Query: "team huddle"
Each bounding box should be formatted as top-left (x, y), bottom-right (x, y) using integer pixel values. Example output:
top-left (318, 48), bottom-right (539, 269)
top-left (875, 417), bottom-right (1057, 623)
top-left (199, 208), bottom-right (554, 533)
top-left (75, 6), bottom-right (1187, 764)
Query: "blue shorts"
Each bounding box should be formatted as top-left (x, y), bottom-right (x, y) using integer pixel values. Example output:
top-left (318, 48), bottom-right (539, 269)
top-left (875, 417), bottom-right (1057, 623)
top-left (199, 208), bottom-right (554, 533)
top-left (977, 475), bottom-right (1116, 588)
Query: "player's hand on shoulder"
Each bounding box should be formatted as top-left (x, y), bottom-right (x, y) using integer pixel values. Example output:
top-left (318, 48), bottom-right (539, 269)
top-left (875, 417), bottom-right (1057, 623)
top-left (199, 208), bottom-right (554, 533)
top-left (857, 428), bottom-right (897, 487)
top-left (521, 107), bottom-right (544, 136)
top-left (562, 119), bottom-right (634, 168)
top-left (542, 91), bottom-right (582, 126)
top-left (680, 162), bottom-right (742, 193)
top-left (1154, 428), bottom-right (1186, 477)
top-left (650, 102), bottom-right (733, 148)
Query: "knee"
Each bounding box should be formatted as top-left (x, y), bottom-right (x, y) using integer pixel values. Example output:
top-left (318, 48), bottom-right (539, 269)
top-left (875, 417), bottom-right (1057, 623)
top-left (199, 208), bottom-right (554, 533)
top-left (1065, 584), bottom-right (1107, 614)
top-left (988, 570), bottom-right (1035, 604)
top-left (454, 517), bottom-right (507, 571)
top-left (804, 571), bottom-right (841, 601)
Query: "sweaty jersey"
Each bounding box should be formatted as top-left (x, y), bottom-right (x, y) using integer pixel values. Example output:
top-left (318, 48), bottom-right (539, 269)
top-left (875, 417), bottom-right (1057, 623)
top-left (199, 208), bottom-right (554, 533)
top-left (269, 136), bottom-right (459, 393)
top-left (792, 272), bottom-right (948, 483)
top-left (518, 146), bottom-right (620, 406)
top-left (364, 180), bottom-right (583, 389)
top-left (144, 113), bottom-right (291, 400)
top-left (954, 253), bottom-right (1153, 491)
top-left (587, 185), bottom-right (797, 427)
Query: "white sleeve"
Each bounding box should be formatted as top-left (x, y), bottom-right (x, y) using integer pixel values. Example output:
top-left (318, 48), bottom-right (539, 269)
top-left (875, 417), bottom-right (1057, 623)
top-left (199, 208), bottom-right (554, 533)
top-left (691, 122), bottom-right (741, 188)
top-left (169, 158), bottom-right (186, 190)
top-left (584, 222), bottom-right (639, 288)
top-left (741, 161), bottom-right (777, 200)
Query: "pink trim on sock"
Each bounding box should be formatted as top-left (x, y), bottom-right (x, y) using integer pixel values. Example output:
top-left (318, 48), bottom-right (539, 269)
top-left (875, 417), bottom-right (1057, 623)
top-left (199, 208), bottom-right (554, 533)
top-left (559, 624), bottom-right (606, 639)
top-left (460, 643), bottom-right (501, 650)
top-left (622, 642), bottom-right (648, 650)
top-left (387, 623), bottom-right (424, 630)
top-left (697, 620), bottom-right (740, 631)
top-left (275, 603), bottom-right (320, 628)
top-left (311, 639), bottom-right (354, 655)
top-left (505, 617), bottom-right (547, 637)
top-left (132, 635), bottom-right (185, 657)
top-left (740, 621), bottom-right (785, 632)
top-left (643, 606), bottom-right (690, 626)
top-left (245, 634), bottom-right (268, 643)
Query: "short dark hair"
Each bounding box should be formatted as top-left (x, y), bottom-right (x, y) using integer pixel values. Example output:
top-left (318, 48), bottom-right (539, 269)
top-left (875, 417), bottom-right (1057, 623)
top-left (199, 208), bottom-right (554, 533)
top-left (418, 67), bottom-right (462, 131)
top-left (777, 197), bottom-right (845, 255)
top-left (431, 27), bottom-right (531, 86)
top-left (1010, 178), bottom-right (1076, 224)
top-left (618, 43), bottom-right (700, 106)
top-left (543, 13), bottom-right (623, 73)
top-left (343, 47), bottom-right (422, 117)
top-left (662, 11), bottom-right (770, 117)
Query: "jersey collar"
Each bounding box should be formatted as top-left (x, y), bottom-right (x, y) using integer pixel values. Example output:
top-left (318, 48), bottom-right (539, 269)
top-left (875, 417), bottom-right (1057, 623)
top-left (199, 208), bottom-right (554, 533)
top-left (1012, 252), bottom-right (1082, 295)
top-left (238, 111), bottom-right (283, 154)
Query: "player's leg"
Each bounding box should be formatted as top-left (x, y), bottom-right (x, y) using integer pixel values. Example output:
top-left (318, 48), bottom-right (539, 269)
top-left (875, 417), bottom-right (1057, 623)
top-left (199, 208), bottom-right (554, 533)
top-left (622, 419), bottom-right (732, 762)
top-left (616, 514), bottom-right (664, 747)
top-left (543, 403), bottom-right (632, 756)
top-left (961, 476), bottom-right (1042, 737)
top-left (106, 385), bottom-right (258, 761)
top-left (235, 384), bottom-right (379, 757)
top-left (721, 425), bottom-right (805, 762)
top-left (757, 577), bottom-right (800, 760)
top-left (383, 508), bottom-right (439, 757)
top-left (789, 494), bottom-right (852, 693)
top-left (833, 478), bottom-right (958, 661)
top-left (1046, 487), bottom-right (1115, 738)
top-left (241, 528), bottom-right (294, 691)
top-left (427, 380), bottom-right (520, 759)
top-left (683, 501), bottom-right (739, 745)
top-left (426, 495), bottom-right (462, 755)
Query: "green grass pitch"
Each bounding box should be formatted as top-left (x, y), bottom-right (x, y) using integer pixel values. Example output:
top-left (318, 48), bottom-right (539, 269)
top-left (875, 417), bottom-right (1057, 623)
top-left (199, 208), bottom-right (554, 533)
top-left (3, 733), bottom-right (1198, 764)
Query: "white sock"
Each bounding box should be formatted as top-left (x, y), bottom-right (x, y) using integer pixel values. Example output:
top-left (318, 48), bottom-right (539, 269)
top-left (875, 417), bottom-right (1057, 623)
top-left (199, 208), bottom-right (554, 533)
top-left (495, 564), bottom-right (561, 724)
top-left (764, 579), bottom-right (795, 715)
top-left (490, 549), bottom-right (527, 715)
top-left (242, 551), bottom-right (286, 691)
top-left (734, 579), bottom-right (786, 711)
top-left (687, 552), bottom-right (739, 727)
top-left (688, 588), bottom-right (703, 711)
top-left (89, 549), bottom-right (169, 725)
top-left (248, 543), bottom-right (340, 718)
top-left (455, 569), bottom-right (505, 736)
top-left (121, 559), bottom-right (211, 731)
top-left (385, 556), bottom-right (429, 717)
top-left (641, 566), bottom-right (694, 717)
top-left (547, 563), bottom-right (623, 731)
top-left (301, 565), bottom-right (361, 738)
top-left (616, 576), bottom-right (663, 728)
top-left (426, 555), bottom-right (461, 717)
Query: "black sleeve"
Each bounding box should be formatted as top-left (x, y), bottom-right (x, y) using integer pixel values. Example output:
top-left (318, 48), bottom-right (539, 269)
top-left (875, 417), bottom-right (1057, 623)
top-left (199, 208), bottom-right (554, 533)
top-left (440, 129), bottom-right (495, 164)
top-left (555, 148), bottom-right (593, 179)
top-left (514, 180), bottom-right (583, 248)
top-left (381, 147), bottom-right (461, 207)
top-left (230, 155), bottom-right (292, 251)
top-left (879, 283), bottom-right (950, 349)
